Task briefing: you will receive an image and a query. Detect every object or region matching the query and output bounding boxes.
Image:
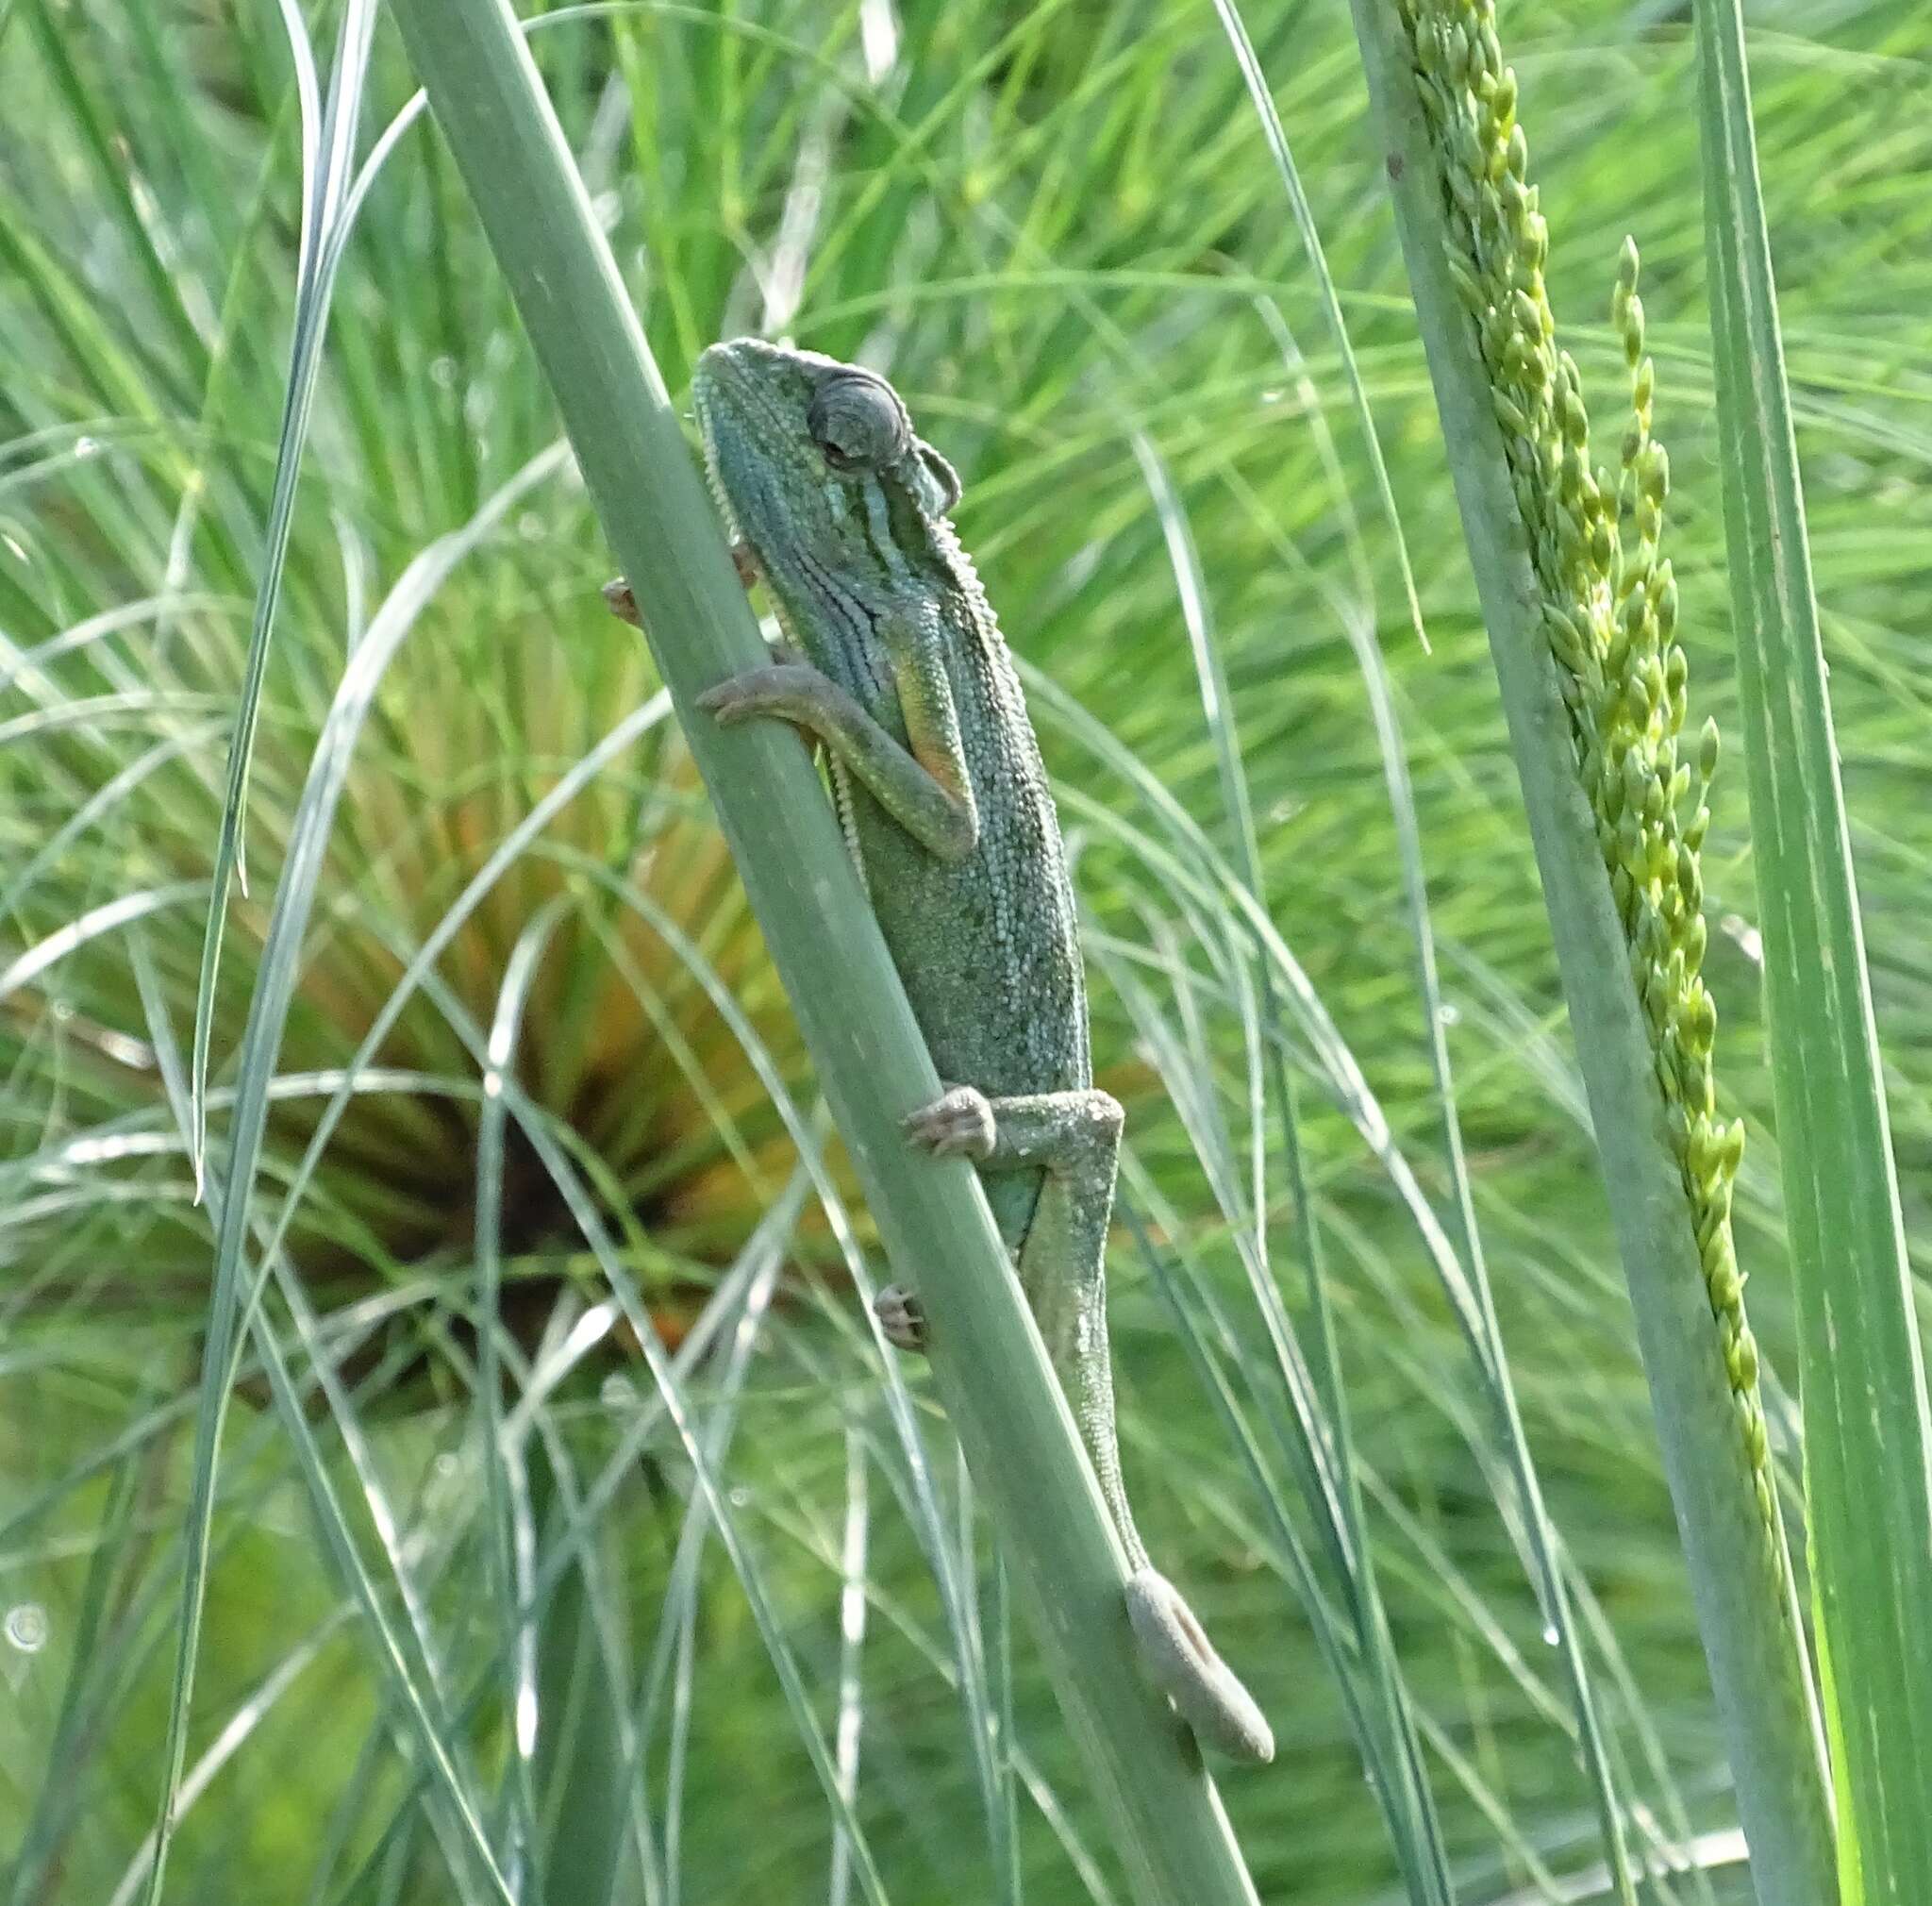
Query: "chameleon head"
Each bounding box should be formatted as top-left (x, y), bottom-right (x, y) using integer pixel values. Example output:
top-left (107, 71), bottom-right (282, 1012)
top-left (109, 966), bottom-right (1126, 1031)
top-left (691, 339), bottom-right (963, 625)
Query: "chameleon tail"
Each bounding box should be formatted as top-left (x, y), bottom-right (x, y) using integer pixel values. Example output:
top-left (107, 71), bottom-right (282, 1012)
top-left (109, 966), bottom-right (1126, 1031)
top-left (1125, 1569), bottom-right (1275, 1764)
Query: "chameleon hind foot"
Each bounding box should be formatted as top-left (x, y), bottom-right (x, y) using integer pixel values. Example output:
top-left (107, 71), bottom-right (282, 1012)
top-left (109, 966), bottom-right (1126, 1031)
top-left (902, 1085), bottom-right (996, 1160)
top-left (1126, 1569), bottom-right (1274, 1764)
top-left (874, 1088), bottom-right (1002, 1350)
top-left (874, 1283), bottom-right (926, 1352)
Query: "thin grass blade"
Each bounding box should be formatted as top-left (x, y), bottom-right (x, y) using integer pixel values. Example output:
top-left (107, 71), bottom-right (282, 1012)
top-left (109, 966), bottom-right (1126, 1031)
top-left (189, 0), bottom-right (378, 1191)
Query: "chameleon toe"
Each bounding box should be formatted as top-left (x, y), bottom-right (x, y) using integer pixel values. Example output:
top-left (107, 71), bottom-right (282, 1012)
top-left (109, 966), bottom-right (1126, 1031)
top-left (874, 1283), bottom-right (928, 1352)
top-left (902, 1085), bottom-right (996, 1159)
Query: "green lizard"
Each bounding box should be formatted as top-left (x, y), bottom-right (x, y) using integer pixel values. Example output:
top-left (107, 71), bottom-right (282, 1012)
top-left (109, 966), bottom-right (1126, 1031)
top-left (611, 337), bottom-right (1273, 1764)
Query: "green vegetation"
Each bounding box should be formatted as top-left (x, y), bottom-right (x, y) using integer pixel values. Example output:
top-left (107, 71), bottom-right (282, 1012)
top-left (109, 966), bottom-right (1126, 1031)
top-left (3, 2), bottom-right (1928, 1903)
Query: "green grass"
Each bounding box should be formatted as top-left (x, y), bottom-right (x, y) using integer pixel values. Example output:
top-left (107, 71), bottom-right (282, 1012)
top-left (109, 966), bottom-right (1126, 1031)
top-left (3, 2), bottom-right (1930, 1902)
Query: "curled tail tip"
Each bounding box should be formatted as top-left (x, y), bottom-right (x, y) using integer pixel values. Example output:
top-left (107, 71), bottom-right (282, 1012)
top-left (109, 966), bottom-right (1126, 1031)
top-left (1125, 1568), bottom-right (1275, 1765)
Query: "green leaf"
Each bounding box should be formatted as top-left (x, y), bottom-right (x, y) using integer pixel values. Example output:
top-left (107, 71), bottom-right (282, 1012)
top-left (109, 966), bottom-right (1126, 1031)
top-left (1693, 3), bottom-right (1932, 1898)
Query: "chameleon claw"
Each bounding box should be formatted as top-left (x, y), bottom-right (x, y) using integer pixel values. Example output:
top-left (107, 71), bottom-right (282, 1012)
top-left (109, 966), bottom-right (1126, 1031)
top-left (903, 1085), bottom-right (996, 1161)
top-left (602, 577), bottom-right (641, 626)
top-left (874, 1283), bottom-right (927, 1352)
top-left (1125, 1569), bottom-right (1274, 1764)
top-left (732, 540), bottom-right (759, 587)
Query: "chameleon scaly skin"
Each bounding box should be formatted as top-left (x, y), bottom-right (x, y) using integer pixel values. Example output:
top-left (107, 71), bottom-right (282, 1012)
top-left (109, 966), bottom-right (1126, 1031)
top-left (666, 337), bottom-right (1272, 1764)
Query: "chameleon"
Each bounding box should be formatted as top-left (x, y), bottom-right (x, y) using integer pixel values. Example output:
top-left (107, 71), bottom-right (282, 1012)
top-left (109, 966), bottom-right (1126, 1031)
top-left (609, 336), bottom-right (1273, 1764)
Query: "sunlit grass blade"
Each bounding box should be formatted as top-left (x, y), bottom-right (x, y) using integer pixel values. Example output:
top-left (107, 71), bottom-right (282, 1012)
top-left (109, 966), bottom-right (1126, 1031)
top-left (475, 900), bottom-right (570, 1875)
top-left (1205, 0), bottom-right (1424, 653)
top-left (142, 449), bottom-right (565, 1906)
top-left (189, 0), bottom-right (378, 1191)
top-left (1127, 431), bottom-right (1455, 1903)
top-left (1693, 1), bottom-right (1932, 1896)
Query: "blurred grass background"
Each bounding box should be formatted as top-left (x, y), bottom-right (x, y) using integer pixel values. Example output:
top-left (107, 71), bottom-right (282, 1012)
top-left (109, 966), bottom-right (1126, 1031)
top-left (2, 0), bottom-right (1928, 1901)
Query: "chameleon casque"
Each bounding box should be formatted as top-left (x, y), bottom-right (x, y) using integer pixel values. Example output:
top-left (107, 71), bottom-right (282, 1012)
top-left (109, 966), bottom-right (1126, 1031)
top-left (624, 336), bottom-right (1273, 1763)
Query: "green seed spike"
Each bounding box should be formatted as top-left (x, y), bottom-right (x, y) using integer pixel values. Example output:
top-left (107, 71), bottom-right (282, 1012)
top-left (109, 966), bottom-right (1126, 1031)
top-left (1708, 1253), bottom-right (1744, 1312)
top-left (1686, 986), bottom-right (1719, 1053)
top-left (1683, 913), bottom-right (1708, 976)
top-left (1641, 442), bottom-right (1671, 506)
top-left (1520, 211), bottom-right (1549, 274)
top-left (1731, 1329), bottom-right (1759, 1391)
top-left (1676, 849), bottom-right (1703, 917)
top-left (1400, 7), bottom-right (1795, 1696)
top-left (1491, 65), bottom-right (1517, 127)
top-left (1445, 249), bottom-right (1489, 314)
top-left (1617, 811), bottom-right (1646, 873)
top-left (1617, 231), bottom-right (1641, 296)
top-left (1720, 1118), bottom-right (1746, 1176)
top-left (1666, 1100), bottom-right (1693, 1162)
top-left (1655, 561), bottom-right (1679, 643)
top-left (1621, 752), bottom-right (1650, 814)
top-left (1699, 716), bottom-right (1721, 780)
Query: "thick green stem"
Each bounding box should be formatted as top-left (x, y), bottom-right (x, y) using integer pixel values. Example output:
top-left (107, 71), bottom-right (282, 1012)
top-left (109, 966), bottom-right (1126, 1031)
top-left (1346, 5), bottom-right (1837, 1900)
top-left (385, 2), bottom-right (1261, 1899)
top-left (1695, 3), bottom-right (1932, 1898)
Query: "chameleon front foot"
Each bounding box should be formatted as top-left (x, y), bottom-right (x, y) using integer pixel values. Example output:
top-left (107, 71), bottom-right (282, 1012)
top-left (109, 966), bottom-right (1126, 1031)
top-left (601, 571), bottom-right (798, 661)
top-left (695, 661), bottom-right (828, 726)
top-left (902, 1085), bottom-right (996, 1160)
top-left (874, 1283), bottom-right (927, 1352)
top-left (1125, 1569), bottom-right (1274, 1764)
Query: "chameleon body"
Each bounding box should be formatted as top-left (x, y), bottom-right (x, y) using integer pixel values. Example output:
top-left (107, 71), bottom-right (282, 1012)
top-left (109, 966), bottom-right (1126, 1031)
top-left (665, 336), bottom-right (1272, 1763)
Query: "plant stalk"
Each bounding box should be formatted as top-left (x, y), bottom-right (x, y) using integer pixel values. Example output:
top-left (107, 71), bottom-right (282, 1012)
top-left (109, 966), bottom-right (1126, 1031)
top-left (385, 2), bottom-right (1263, 1899)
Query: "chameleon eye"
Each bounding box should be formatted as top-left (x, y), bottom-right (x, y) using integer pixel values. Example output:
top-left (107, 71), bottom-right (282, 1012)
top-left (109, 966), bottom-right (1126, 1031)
top-left (807, 373), bottom-right (908, 474)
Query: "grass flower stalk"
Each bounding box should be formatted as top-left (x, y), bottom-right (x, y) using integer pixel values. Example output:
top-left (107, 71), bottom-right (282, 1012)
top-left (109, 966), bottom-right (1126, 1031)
top-left (1347, 2), bottom-right (1839, 1897)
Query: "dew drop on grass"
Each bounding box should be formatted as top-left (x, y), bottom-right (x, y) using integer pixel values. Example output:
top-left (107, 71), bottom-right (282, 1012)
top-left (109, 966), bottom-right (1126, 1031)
top-left (6, 1603), bottom-right (48, 1654)
top-left (1541, 1622), bottom-right (1561, 1647)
